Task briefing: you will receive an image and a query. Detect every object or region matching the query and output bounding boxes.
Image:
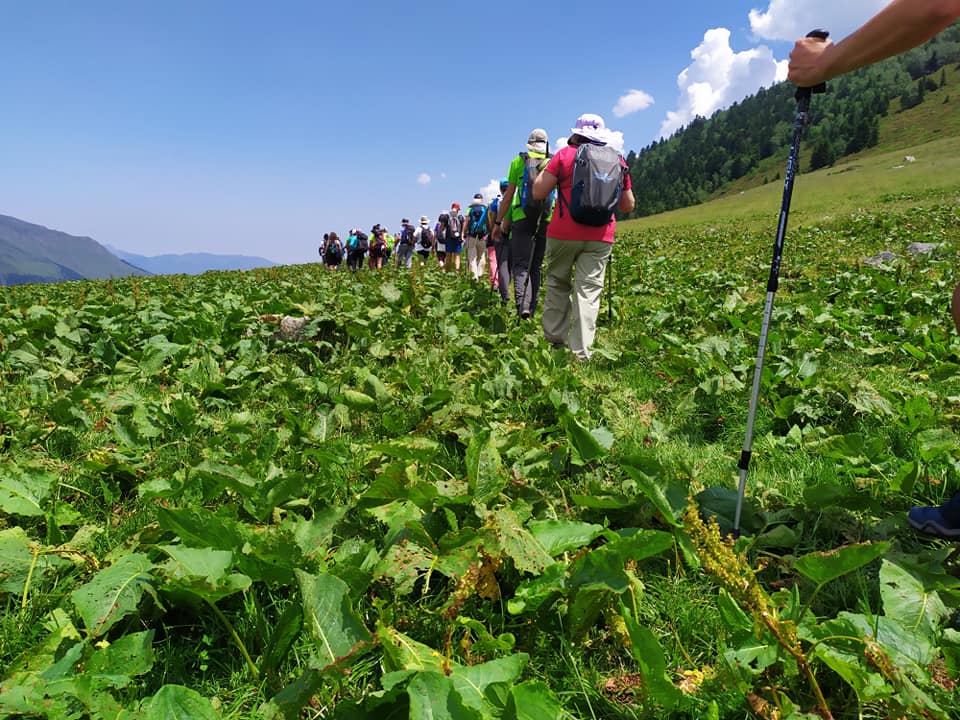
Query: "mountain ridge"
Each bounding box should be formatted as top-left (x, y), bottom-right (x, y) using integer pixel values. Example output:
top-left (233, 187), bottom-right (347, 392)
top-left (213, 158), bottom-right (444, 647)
top-left (106, 247), bottom-right (278, 275)
top-left (0, 213), bottom-right (147, 286)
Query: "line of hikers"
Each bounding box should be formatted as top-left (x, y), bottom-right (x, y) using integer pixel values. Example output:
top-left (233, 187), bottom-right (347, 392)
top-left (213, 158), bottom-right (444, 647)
top-left (318, 197), bottom-right (501, 277)
top-left (318, 113), bottom-right (635, 361)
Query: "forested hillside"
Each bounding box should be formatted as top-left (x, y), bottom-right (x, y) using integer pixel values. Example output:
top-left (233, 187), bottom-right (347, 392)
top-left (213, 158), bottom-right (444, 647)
top-left (626, 23), bottom-right (960, 217)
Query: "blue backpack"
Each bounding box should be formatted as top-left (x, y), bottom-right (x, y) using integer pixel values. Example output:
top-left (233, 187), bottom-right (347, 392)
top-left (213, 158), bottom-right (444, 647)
top-left (518, 152), bottom-right (555, 218)
top-left (467, 205), bottom-right (488, 236)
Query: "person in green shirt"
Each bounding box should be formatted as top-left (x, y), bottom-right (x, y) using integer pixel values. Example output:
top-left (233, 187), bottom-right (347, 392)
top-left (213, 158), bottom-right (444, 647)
top-left (491, 128), bottom-right (553, 319)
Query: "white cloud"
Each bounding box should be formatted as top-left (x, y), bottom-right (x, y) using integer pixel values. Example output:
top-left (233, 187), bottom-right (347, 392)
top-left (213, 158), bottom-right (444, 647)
top-left (607, 131), bottom-right (625, 155)
top-left (613, 89), bottom-right (655, 118)
top-left (749, 0), bottom-right (888, 42)
top-left (479, 179), bottom-right (500, 204)
top-left (658, 27), bottom-right (784, 139)
top-left (417, 173), bottom-right (431, 185)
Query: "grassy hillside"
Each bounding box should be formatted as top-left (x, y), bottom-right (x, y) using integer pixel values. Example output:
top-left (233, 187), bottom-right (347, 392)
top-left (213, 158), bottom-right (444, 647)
top-left (624, 63), bottom-right (960, 239)
top-left (624, 134), bottom-right (960, 238)
top-left (2, 67), bottom-right (960, 720)
top-left (0, 187), bottom-right (958, 716)
top-left (709, 63), bottom-right (960, 206)
top-left (0, 213), bottom-right (148, 285)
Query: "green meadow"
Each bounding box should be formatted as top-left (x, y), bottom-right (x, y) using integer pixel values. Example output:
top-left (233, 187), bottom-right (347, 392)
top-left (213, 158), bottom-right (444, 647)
top-left (2, 87), bottom-right (960, 719)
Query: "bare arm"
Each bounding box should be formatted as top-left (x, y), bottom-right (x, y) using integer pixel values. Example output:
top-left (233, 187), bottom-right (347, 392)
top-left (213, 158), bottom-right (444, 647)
top-left (532, 169), bottom-right (557, 200)
top-left (492, 183), bottom-right (516, 240)
top-left (787, 0), bottom-right (960, 86)
top-left (618, 186), bottom-right (635, 214)
top-left (497, 185), bottom-right (516, 221)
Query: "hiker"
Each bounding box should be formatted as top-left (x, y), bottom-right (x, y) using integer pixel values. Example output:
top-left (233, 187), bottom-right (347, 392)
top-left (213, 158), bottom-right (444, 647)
top-left (382, 226), bottom-right (394, 265)
top-left (396, 218), bottom-right (417, 269)
top-left (489, 179), bottom-right (509, 299)
top-left (464, 193), bottom-right (490, 281)
top-left (786, 0), bottom-right (960, 539)
top-left (491, 129), bottom-right (553, 319)
top-left (346, 228), bottom-right (367, 271)
top-left (323, 231), bottom-right (344, 270)
top-left (369, 225), bottom-right (387, 269)
top-left (438, 202), bottom-right (464, 272)
top-left (433, 220), bottom-right (446, 268)
top-left (532, 113), bottom-right (634, 361)
top-left (415, 216), bottom-right (433, 266)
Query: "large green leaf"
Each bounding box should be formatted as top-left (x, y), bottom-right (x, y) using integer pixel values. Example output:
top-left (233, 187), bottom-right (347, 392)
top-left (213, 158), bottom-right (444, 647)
top-left (568, 584), bottom-right (613, 639)
top-left (138, 336), bottom-right (187, 376)
top-left (142, 684), bottom-right (219, 720)
top-left (407, 672), bottom-right (482, 720)
top-left (378, 623), bottom-right (445, 673)
top-left (622, 460), bottom-right (682, 527)
top-left (380, 621), bottom-right (527, 700)
top-left (507, 681), bottom-right (563, 720)
top-left (452, 654), bottom-right (527, 711)
top-left (466, 429), bottom-right (506, 505)
top-left (155, 506), bottom-right (245, 550)
top-left (0, 467), bottom-right (55, 517)
top-left (507, 562), bottom-right (567, 615)
top-left (0, 527), bottom-right (67, 596)
top-left (804, 617), bottom-right (892, 702)
top-left (86, 630), bottom-right (156, 689)
top-left (622, 609), bottom-right (681, 710)
top-left (559, 410), bottom-right (612, 465)
top-left (569, 530), bottom-right (674, 592)
top-left (71, 553), bottom-right (156, 637)
top-left (916, 428), bottom-right (958, 462)
top-left (297, 570), bottom-right (372, 670)
top-left (158, 545), bottom-right (251, 602)
top-left (879, 559), bottom-right (950, 656)
top-left (484, 507), bottom-right (553, 574)
top-left (793, 542), bottom-right (889, 587)
top-left (526, 519), bottom-right (604, 556)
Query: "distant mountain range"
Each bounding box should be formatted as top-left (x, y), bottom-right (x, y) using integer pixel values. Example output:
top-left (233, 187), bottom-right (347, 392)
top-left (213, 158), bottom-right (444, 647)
top-left (107, 247), bottom-right (277, 275)
top-left (0, 213), bottom-right (147, 285)
top-left (0, 212), bottom-right (278, 286)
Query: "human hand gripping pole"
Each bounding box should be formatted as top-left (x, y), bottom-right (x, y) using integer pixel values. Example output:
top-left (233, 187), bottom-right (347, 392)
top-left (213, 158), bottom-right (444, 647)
top-left (733, 30), bottom-right (829, 538)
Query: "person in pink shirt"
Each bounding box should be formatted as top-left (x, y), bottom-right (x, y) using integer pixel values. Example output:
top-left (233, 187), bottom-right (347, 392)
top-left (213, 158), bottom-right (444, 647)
top-left (532, 113), bottom-right (634, 360)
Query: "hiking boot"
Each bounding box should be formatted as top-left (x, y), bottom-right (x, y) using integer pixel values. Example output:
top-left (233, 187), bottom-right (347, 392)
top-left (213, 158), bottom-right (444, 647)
top-left (907, 505), bottom-right (960, 540)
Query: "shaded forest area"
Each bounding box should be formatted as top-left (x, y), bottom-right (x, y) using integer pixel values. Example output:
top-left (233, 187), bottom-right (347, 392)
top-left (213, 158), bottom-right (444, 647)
top-left (626, 23), bottom-right (960, 217)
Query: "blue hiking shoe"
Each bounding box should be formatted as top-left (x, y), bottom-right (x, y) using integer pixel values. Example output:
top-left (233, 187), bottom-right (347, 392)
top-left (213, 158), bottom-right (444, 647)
top-left (907, 505), bottom-right (960, 540)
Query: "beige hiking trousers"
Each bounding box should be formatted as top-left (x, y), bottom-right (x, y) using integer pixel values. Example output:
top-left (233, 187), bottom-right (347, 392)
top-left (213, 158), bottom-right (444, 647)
top-left (541, 237), bottom-right (612, 360)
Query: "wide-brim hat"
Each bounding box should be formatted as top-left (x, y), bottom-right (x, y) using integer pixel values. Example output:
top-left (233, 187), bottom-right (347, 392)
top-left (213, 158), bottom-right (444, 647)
top-left (526, 128), bottom-right (548, 154)
top-left (570, 113), bottom-right (609, 145)
top-left (420, 215), bottom-right (429, 224)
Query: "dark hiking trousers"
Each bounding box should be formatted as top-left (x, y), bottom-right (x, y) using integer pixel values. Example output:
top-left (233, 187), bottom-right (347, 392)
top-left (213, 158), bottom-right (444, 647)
top-left (510, 214), bottom-right (547, 317)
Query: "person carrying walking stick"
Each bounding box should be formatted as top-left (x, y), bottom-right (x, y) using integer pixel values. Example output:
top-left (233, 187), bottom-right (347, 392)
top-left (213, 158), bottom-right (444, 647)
top-left (531, 114), bottom-right (634, 361)
top-left (787, 0), bottom-right (960, 539)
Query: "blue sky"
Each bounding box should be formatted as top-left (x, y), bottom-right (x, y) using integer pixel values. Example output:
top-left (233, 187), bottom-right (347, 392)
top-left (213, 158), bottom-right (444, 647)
top-left (0, 0), bottom-right (886, 264)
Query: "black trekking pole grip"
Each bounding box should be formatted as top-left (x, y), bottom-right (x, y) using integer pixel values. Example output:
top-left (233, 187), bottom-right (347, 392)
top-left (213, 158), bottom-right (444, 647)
top-left (795, 29), bottom-right (830, 100)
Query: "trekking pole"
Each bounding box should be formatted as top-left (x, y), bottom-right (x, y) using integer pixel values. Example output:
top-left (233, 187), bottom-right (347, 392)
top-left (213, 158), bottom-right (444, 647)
top-left (606, 254), bottom-right (613, 323)
top-left (733, 30), bottom-right (828, 538)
